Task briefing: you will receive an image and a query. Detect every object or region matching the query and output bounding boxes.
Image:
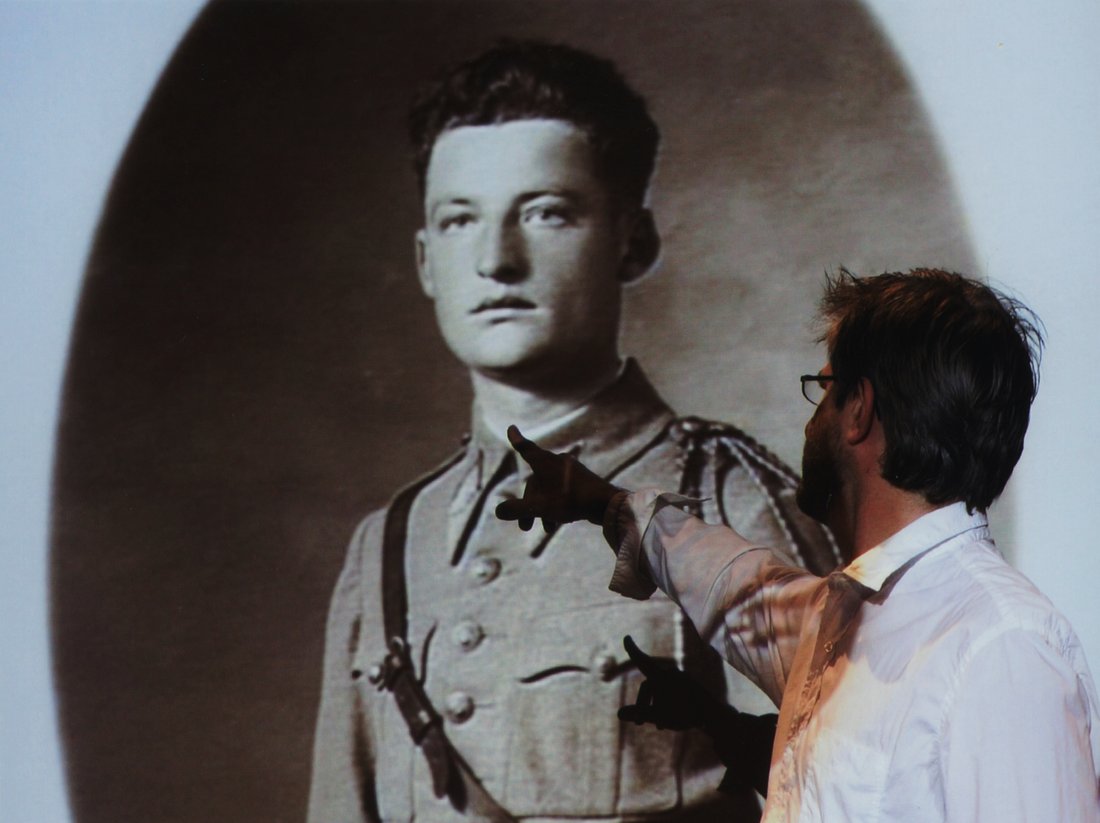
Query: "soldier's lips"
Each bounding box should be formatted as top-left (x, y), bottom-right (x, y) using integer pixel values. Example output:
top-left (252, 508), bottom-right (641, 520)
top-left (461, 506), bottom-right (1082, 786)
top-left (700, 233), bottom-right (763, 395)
top-left (471, 297), bottom-right (537, 315)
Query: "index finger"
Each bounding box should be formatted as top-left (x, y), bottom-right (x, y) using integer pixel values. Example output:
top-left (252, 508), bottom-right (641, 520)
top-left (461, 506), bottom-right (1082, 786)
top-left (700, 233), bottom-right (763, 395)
top-left (506, 424), bottom-right (555, 471)
top-left (506, 424), bottom-right (536, 456)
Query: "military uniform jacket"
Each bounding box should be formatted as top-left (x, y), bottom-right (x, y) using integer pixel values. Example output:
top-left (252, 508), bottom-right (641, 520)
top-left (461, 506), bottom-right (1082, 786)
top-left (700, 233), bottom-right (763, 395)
top-left (308, 361), bottom-right (837, 822)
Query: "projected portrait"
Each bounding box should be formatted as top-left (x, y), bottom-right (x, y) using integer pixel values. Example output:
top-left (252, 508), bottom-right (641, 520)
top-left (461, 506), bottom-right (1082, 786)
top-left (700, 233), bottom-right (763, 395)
top-left (306, 39), bottom-right (840, 823)
top-left (50, 2), bottom-right (974, 822)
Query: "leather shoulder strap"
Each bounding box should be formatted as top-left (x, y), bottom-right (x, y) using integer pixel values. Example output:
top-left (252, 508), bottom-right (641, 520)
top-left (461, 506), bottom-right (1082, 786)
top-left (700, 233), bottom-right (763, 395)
top-left (381, 450), bottom-right (464, 642)
top-left (376, 450), bottom-right (517, 820)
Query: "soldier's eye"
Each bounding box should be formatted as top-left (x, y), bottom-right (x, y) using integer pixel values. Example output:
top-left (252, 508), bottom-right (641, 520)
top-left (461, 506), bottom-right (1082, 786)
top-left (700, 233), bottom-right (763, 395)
top-left (439, 213), bottom-right (476, 232)
top-left (522, 202), bottom-right (574, 227)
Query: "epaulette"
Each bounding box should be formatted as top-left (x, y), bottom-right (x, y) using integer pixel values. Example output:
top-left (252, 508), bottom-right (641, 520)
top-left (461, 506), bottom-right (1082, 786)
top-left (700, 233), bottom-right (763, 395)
top-left (670, 416), bottom-right (840, 573)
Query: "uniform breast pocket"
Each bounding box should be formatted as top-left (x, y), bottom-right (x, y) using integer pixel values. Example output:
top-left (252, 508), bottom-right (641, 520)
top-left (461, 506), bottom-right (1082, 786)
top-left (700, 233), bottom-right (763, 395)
top-left (500, 598), bottom-right (684, 817)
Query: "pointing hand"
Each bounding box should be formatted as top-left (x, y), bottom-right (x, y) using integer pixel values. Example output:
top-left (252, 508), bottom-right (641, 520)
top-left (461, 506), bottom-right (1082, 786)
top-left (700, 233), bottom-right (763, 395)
top-left (494, 425), bottom-right (621, 532)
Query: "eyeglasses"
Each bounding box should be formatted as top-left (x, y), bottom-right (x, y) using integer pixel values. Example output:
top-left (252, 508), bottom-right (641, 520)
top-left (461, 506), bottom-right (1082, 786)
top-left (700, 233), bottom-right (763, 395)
top-left (800, 373), bottom-right (837, 406)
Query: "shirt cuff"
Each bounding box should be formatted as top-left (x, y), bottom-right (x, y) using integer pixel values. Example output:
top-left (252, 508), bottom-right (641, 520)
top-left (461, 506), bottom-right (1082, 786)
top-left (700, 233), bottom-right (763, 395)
top-left (605, 489), bottom-right (659, 600)
top-left (605, 488), bottom-right (707, 600)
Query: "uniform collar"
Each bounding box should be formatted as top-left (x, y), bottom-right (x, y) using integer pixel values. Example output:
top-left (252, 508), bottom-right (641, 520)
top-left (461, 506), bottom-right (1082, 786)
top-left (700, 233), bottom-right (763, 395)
top-left (467, 358), bottom-right (675, 484)
top-left (843, 502), bottom-right (990, 593)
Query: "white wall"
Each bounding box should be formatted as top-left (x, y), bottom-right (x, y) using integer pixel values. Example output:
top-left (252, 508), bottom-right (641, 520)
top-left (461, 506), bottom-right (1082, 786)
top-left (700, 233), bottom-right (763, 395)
top-left (2, 2), bottom-right (1097, 818)
top-left (1, 4), bottom-right (205, 818)
top-left (867, 0), bottom-right (1100, 669)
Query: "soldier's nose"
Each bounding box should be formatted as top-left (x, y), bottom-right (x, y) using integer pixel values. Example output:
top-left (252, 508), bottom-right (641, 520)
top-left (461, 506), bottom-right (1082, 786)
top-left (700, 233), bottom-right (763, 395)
top-left (477, 224), bottom-right (527, 282)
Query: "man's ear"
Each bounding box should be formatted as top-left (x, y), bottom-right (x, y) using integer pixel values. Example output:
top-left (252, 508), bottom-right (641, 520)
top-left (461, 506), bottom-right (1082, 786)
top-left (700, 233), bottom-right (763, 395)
top-left (617, 208), bottom-right (660, 283)
top-left (415, 228), bottom-right (435, 299)
top-left (843, 377), bottom-right (877, 446)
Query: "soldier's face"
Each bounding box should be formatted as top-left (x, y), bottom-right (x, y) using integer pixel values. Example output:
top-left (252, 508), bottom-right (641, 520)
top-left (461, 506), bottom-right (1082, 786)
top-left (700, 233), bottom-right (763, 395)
top-left (416, 120), bottom-right (630, 384)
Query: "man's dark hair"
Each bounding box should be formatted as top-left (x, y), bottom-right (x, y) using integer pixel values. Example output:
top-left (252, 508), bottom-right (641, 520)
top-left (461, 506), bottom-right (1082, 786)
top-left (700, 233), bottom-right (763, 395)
top-left (821, 268), bottom-right (1043, 512)
top-left (409, 39), bottom-right (659, 207)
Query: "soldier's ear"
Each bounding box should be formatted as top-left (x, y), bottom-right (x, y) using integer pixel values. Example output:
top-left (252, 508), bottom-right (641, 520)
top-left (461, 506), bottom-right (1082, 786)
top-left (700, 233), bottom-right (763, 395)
top-left (618, 208), bottom-right (660, 284)
top-left (415, 228), bottom-right (436, 299)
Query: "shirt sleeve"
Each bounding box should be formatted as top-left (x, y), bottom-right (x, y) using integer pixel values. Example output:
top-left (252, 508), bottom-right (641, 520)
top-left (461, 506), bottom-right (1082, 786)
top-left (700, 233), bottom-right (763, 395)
top-left (605, 488), bottom-right (817, 705)
top-left (941, 627), bottom-right (1100, 823)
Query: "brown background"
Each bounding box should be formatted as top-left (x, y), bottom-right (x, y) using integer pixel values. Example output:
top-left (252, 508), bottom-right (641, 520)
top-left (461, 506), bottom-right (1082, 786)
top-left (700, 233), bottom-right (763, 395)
top-left (51, 1), bottom-right (973, 821)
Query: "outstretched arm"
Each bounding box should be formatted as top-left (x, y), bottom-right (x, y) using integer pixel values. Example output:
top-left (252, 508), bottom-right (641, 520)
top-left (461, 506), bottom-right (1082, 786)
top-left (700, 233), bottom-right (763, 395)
top-left (497, 425), bottom-right (812, 706)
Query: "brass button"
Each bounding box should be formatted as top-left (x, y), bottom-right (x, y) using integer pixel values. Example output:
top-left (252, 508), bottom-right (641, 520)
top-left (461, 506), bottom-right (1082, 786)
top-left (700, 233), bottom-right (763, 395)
top-left (452, 621), bottom-right (484, 652)
top-left (445, 691), bottom-right (475, 724)
top-left (593, 652), bottom-right (618, 681)
top-left (471, 556), bottom-right (502, 584)
top-left (823, 640), bottom-right (835, 655)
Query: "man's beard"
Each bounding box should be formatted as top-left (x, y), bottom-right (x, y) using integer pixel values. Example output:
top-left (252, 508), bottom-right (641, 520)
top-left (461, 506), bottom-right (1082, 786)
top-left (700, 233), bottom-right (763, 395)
top-left (796, 414), bottom-right (843, 525)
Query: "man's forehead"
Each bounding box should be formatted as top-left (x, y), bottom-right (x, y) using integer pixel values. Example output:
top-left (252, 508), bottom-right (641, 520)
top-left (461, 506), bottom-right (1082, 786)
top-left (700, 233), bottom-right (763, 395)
top-left (424, 119), bottom-right (600, 198)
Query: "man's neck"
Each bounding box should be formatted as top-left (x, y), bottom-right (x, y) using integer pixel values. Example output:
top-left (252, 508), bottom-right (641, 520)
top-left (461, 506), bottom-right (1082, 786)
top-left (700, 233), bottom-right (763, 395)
top-left (470, 357), bottom-right (624, 436)
top-left (834, 484), bottom-right (941, 561)
top-left (827, 416), bottom-right (942, 561)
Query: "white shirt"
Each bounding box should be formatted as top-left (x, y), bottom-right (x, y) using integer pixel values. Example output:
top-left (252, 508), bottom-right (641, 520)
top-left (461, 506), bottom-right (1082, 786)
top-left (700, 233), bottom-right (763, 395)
top-left (605, 490), bottom-right (1100, 822)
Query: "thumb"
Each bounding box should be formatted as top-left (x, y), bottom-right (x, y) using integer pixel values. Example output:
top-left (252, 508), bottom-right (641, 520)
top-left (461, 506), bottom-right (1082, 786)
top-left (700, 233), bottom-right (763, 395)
top-left (495, 499), bottom-right (536, 531)
top-left (494, 498), bottom-right (527, 521)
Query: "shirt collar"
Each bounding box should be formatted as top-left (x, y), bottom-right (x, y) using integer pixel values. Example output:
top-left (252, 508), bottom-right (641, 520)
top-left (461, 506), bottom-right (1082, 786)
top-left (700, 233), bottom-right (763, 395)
top-left (843, 502), bottom-right (990, 592)
top-left (467, 358), bottom-right (676, 483)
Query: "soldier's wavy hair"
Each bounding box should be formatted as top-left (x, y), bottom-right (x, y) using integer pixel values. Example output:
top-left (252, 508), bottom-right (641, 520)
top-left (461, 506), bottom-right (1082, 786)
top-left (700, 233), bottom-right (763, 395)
top-left (408, 39), bottom-right (659, 208)
top-left (821, 268), bottom-right (1043, 513)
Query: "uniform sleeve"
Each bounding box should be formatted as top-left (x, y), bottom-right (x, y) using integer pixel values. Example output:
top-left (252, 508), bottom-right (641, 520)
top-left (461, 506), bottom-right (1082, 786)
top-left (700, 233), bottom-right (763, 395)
top-left (307, 516), bottom-right (380, 823)
top-left (941, 628), bottom-right (1100, 823)
top-left (607, 489), bottom-right (816, 706)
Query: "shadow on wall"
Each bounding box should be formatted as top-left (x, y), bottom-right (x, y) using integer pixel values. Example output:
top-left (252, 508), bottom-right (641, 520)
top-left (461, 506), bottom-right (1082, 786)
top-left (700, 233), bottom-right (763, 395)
top-left (51, 1), bottom-right (972, 821)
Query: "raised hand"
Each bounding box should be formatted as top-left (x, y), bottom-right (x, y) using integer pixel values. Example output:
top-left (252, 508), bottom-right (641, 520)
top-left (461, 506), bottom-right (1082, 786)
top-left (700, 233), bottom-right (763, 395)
top-left (494, 425), bottom-right (620, 532)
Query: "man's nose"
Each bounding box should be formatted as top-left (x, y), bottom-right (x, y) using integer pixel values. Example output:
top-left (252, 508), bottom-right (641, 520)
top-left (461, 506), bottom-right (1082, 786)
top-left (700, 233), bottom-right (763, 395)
top-left (476, 221), bottom-right (526, 282)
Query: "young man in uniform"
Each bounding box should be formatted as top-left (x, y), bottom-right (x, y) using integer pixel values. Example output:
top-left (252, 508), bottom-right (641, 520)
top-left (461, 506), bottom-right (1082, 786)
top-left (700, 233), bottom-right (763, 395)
top-left (308, 40), bottom-right (835, 822)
